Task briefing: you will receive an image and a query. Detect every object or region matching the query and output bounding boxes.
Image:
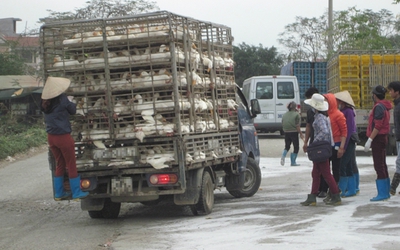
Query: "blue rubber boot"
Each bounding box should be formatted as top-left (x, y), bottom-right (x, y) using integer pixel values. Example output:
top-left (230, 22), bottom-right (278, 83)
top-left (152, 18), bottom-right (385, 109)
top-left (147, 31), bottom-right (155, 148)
top-left (354, 173), bottom-right (360, 194)
top-left (53, 176), bottom-right (71, 201)
top-left (69, 176), bottom-right (89, 200)
top-left (290, 153), bottom-right (300, 166)
top-left (370, 179), bottom-right (389, 202)
top-left (280, 149), bottom-right (288, 166)
top-left (344, 175), bottom-right (357, 197)
top-left (338, 176), bottom-right (348, 197)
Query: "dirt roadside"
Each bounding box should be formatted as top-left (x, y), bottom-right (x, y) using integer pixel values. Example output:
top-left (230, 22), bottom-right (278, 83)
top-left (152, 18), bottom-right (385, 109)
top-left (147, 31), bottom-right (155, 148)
top-left (0, 144), bottom-right (48, 169)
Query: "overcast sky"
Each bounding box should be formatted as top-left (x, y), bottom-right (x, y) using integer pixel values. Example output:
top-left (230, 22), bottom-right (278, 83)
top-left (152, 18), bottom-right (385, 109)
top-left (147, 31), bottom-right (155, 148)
top-left (1, 0), bottom-right (399, 50)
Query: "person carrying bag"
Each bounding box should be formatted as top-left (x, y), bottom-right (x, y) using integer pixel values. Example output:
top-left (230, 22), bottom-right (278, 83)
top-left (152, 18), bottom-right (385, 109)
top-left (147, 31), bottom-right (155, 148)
top-left (300, 93), bottom-right (341, 206)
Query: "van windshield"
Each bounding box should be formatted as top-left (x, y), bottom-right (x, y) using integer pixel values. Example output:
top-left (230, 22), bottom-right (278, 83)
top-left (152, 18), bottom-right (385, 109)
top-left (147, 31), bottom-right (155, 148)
top-left (256, 82), bottom-right (273, 99)
top-left (277, 81), bottom-right (295, 99)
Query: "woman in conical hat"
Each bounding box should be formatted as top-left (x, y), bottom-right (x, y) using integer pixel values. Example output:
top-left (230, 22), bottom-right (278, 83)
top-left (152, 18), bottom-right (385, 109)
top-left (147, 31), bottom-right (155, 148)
top-left (334, 90), bottom-right (358, 198)
top-left (41, 77), bottom-right (88, 201)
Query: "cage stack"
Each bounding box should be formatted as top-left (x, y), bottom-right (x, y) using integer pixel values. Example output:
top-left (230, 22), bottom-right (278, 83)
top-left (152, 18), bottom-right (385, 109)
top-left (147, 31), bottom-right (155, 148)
top-left (40, 11), bottom-right (239, 169)
top-left (292, 62), bottom-right (312, 100)
top-left (313, 62), bottom-right (327, 94)
top-left (328, 53), bottom-right (361, 108)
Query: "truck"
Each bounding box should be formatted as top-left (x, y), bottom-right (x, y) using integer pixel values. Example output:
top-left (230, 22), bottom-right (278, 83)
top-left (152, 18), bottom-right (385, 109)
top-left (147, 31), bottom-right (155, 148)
top-left (40, 11), bottom-right (262, 218)
top-left (327, 50), bottom-right (398, 155)
top-left (282, 51), bottom-right (398, 155)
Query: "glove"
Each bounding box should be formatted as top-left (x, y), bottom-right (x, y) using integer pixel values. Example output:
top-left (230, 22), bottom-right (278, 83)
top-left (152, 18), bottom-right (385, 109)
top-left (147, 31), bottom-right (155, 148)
top-left (364, 138), bottom-right (373, 152)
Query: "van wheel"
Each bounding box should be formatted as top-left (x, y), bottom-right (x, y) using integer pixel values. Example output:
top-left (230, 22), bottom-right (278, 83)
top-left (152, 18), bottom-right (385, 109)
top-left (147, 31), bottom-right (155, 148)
top-left (280, 129), bottom-right (284, 136)
top-left (228, 158), bottom-right (261, 198)
top-left (190, 171), bottom-right (214, 215)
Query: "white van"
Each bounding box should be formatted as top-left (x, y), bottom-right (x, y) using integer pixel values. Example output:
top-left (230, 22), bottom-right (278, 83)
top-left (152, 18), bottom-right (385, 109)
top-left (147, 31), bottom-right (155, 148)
top-left (241, 75), bottom-right (300, 134)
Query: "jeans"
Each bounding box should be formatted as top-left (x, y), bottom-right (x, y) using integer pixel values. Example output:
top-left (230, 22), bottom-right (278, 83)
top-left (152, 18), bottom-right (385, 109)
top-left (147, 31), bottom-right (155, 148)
top-left (339, 141), bottom-right (356, 177)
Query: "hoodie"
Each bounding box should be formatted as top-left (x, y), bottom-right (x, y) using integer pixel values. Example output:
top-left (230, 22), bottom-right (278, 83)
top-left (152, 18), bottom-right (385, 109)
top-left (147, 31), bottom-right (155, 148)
top-left (324, 93), bottom-right (348, 143)
top-left (366, 99), bottom-right (392, 137)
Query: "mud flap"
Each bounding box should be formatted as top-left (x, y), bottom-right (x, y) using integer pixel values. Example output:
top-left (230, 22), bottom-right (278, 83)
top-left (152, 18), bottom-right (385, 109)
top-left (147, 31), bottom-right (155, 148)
top-left (225, 170), bottom-right (245, 192)
top-left (174, 168), bottom-right (204, 205)
top-left (81, 198), bottom-right (105, 211)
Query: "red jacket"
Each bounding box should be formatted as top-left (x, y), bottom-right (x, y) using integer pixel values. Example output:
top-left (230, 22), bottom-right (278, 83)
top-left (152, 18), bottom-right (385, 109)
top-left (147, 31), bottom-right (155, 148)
top-left (324, 93), bottom-right (347, 143)
top-left (366, 99), bottom-right (392, 137)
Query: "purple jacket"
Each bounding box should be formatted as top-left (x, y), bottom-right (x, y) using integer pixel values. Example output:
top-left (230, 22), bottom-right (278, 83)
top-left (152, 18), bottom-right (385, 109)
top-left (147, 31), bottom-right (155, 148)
top-left (341, 106), bottom-right (356, 149)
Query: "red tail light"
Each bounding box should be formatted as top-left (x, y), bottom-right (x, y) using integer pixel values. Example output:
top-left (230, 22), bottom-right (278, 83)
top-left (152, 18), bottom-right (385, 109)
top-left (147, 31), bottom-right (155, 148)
top-left (149, 174), bottom-right (178, 185)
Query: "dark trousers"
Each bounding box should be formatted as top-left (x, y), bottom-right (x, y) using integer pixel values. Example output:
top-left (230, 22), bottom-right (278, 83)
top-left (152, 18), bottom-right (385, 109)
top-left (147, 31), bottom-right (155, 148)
top-left (284, 132), bottom-right (299, 154)
top-left (330, 147), bottom-right (341, 182)
top-left (311, 159), bottom-right (339, 195)
top-left (48, 134), bottom-right (78, 178)
top-left (352, 151), bottom-right (359, 174)
top-left (371, 134), bottom-right (389, 179)
top-left (340, 141), bottom-right (356, 176)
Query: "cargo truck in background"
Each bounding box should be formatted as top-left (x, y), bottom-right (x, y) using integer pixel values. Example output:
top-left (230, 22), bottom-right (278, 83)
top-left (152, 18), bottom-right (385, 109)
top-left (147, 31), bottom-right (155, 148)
top-left (40, 11), bottom-right (262, 218)
top-left (281, 50), bottom-right (399, 155)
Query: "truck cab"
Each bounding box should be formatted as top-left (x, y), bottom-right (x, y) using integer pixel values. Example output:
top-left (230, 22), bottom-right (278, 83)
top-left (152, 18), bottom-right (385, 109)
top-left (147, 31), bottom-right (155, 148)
top-left (242, 75), bottom-right (300, 134)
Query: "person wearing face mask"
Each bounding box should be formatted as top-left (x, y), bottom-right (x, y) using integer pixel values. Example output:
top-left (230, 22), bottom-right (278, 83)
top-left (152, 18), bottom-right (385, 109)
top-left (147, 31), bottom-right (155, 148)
top-left (303, 87), bottom-right (329, 198)
top-left (364, 85), bottom-right (392, 201)
top-left (334, 91), bottom-right (358, 197)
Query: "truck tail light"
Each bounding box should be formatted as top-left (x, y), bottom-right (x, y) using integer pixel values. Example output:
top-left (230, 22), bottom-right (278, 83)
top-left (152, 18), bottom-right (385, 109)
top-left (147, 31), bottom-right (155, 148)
top-left (297, 104), bottom-right (301, 111)
top-left (81, 179), bottom-right (91, 189)
top-left (149, 174), bottom-right (178, 185)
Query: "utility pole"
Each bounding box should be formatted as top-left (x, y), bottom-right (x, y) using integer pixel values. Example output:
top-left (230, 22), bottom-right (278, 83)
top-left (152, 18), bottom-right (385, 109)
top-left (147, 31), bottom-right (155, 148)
top-left (328, 0), bottom-right (333, 57)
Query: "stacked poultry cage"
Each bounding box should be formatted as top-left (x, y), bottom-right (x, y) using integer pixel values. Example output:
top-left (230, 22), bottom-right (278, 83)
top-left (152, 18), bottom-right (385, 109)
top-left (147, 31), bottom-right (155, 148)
top-left (40, 11), bottom-right (239, 170)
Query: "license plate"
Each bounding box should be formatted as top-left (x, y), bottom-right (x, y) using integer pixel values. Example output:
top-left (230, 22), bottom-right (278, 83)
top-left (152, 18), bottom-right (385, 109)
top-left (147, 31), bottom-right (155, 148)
top-left (111, 177), bottom-right (133, 195)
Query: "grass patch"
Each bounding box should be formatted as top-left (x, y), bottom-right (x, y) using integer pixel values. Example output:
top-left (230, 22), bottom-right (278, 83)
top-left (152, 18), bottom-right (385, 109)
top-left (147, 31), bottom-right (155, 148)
top-left (0, 115), bottom-right (47, 160)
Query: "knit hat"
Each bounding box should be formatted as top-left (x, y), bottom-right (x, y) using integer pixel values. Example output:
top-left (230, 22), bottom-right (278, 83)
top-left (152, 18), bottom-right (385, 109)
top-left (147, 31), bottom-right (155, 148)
top-left (372, 85), bottom-right (386, 99)
top-left (287, 101), bottom-right (297, 111)
top-left (304, 93), bottom-right (328, 111)
top-left (334, 90), bottom-right (355, 107)
top-left (41, 77), bottom-right (71, 99)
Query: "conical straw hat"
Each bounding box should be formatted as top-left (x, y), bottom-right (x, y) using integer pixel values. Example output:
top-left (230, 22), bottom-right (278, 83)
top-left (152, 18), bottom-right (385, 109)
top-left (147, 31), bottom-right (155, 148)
top-left (334, 90), bottom-right (355, 107)
top-left (41, 77), bottom-right (71, 99)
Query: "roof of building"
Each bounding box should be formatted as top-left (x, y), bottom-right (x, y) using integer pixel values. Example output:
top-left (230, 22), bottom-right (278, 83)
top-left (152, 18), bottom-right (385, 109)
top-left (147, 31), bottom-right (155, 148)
top-left (2, 36), bottom-right (39, 47)
top-left (0, 75), bottom-right (43, 89)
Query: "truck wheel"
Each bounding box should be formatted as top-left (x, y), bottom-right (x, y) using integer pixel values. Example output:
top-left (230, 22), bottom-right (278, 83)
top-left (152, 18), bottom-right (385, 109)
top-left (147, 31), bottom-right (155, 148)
top-left (88, 210), bottom-right (103, 219)
top-left (140, 199), bottom-right (160, 206)
top-left (190, 171), bottom-right (214, 215)
top-left (88, 198), bottom-right (121, 219)
top-left (228, 158), bottom-right (261, 198)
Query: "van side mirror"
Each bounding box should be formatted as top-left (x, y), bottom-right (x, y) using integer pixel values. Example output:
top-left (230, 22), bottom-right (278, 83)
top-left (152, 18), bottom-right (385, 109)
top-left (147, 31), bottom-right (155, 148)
top-left (250, 99), bottom-right (261, 117)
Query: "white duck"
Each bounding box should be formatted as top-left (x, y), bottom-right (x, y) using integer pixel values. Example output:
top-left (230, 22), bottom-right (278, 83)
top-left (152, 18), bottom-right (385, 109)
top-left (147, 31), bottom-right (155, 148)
top-left (194, 95), bottom-right (208, 112)
top-left (201, 53), bottom-right (213, 72)
top-left (146, 152), bottom-right (175, 169)
top-left (227, 99), bottom-right (239, 110)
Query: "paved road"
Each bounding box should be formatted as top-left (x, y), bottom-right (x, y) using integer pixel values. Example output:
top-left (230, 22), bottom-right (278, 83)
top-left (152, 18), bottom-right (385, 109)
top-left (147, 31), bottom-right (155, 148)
top-left (1, 135), bottom-right (399, 250)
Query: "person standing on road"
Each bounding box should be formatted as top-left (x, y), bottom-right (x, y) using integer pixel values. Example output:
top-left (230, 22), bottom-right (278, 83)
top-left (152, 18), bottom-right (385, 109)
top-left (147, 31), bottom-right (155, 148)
top-left (41, 77), bottom-right (89, 201)
top-left (303, 87), bottom-right (329, 198)
top-left (301, 93), bottom-right (341, 206)
top-left (364, 85), bottom-right (392, 201)
top-left (334, 91), bottom-right (358, 197)
top-left (281, 101), bottom-right (304, 166)
top-left (323, 93), bottom-right (347, 202)
top-left (387, 81), bottom-right (400, 196)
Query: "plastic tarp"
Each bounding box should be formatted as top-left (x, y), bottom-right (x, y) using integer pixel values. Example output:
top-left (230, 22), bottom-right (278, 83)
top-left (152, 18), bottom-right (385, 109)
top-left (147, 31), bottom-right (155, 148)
top-left (0, 87), bottom-right (42, 101)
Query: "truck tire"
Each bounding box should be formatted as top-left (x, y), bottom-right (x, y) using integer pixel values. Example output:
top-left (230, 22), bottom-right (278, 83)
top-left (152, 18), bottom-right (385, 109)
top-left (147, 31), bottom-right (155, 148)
top-left (88, 198), bottom-right (121, 219)
top-left (190, 171), bottom-right (214, 215)
top-left (228, 158), bottom-right (261, 198)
